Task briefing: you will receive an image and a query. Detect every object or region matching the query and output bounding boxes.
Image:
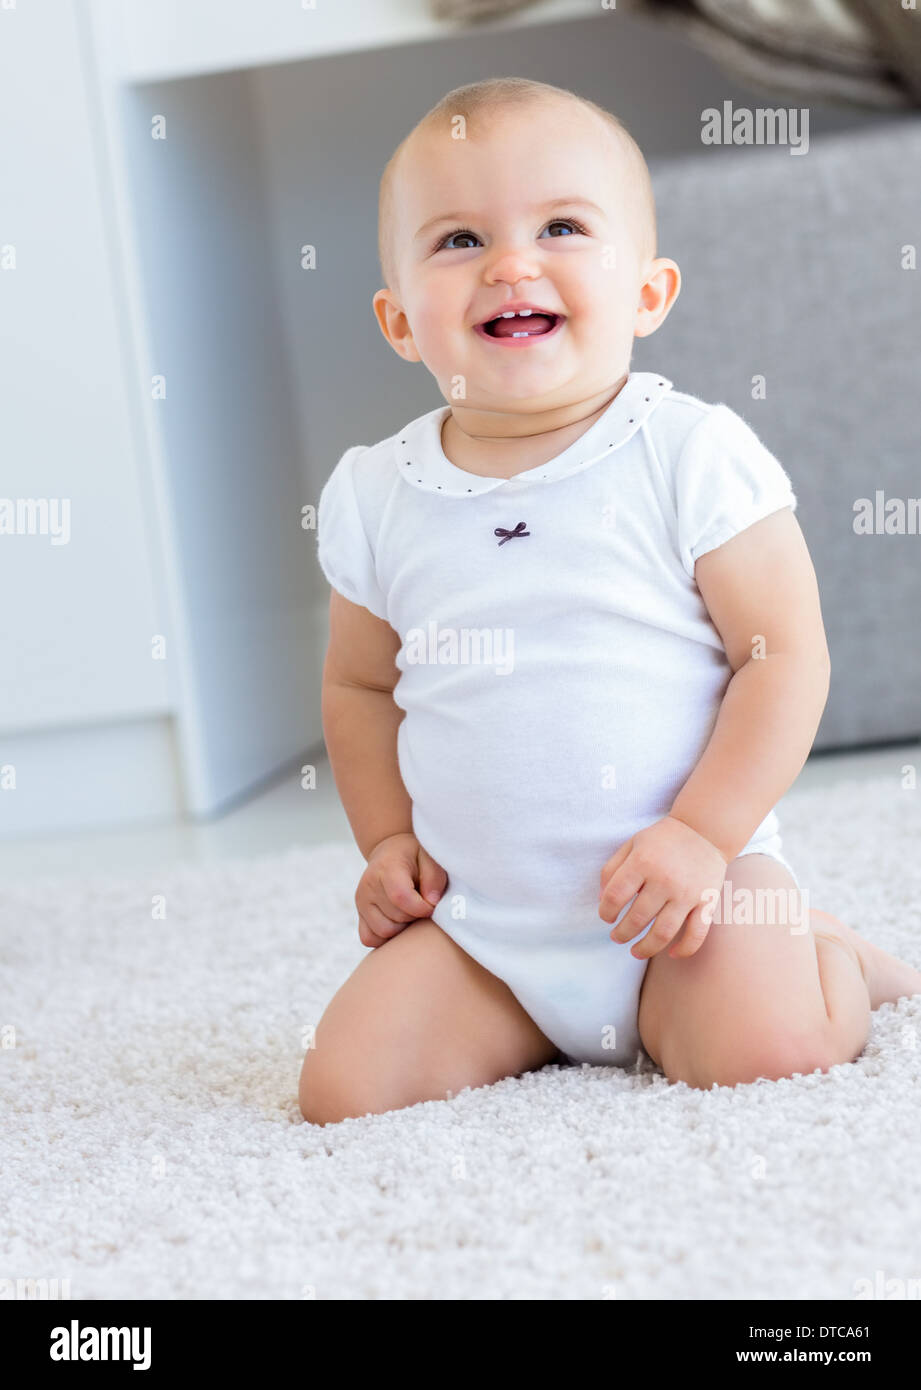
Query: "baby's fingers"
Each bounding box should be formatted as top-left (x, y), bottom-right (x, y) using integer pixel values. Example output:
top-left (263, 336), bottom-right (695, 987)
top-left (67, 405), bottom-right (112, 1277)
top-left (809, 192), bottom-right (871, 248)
top-left (417, 848), bottom-right (447, 907)
top-left (628, 902), bottom-right (689, 959)
top-left (667, 902), bottom-right (714, 959)
top-left (599, 863), bottom-right (645, 926)
top-left (357, 896), bottom-right (409, 943)
top-left (599, 839), bottom-right (633, 894)
top-left (376, 863), bottom-right (434, 921)
top-left (609, 884), bottom-right (664, 942)
top-left (357, 913), bottom-right (391, 949)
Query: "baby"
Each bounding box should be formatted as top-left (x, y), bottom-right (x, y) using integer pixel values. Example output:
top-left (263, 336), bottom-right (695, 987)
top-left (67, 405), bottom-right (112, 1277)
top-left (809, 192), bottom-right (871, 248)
top-left (298, 77), bottom-right (921, 1125)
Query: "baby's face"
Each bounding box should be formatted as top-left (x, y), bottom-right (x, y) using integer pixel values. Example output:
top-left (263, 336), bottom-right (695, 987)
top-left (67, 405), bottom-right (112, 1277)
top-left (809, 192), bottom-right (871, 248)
top-left (375, 101), bottom-right (667, 412)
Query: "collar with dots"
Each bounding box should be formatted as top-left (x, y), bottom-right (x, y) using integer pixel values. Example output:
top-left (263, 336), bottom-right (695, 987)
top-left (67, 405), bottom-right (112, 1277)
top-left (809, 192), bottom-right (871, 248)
top-left (395, 372), bottom-right (672, 497)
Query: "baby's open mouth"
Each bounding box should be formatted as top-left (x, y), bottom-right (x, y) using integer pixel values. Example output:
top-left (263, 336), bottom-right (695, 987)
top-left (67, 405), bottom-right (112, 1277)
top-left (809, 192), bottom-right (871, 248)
top-left (476, 309), bottom-right (563, 340)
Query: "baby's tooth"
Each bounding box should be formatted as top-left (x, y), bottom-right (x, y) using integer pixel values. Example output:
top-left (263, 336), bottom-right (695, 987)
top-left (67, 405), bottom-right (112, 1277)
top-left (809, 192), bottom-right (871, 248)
top-left (518, 309), bottom-right (532, 316)
top-left (501, 311), bottom-right (516, 318)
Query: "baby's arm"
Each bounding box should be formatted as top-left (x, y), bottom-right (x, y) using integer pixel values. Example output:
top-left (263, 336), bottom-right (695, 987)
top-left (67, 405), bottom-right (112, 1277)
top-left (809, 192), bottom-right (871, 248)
top-left (323, 589), bottom-right (446, 945)
top-left (668, 505), bottom-right (830, 859)
top-left (323, 587), bottom-right (410, 857)
top-left (600, 506), bottom-right (828, 957)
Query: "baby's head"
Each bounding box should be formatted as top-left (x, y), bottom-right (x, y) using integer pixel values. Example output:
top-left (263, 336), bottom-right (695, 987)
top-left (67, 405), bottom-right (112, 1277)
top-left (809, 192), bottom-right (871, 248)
top-left (373, 77), bottom-right (680, 415)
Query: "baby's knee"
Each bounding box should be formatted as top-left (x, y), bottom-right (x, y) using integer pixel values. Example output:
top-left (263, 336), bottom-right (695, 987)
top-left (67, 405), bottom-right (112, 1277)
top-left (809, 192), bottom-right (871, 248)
top-left (298, 1045), bottom-right (380, 1123)
top-left (297, 1029), bottom-right (424, 1125)
top-left (298, 1046), bottom-right (372, 1126)
top-left (298, 1048), bottom-right (336, 1125)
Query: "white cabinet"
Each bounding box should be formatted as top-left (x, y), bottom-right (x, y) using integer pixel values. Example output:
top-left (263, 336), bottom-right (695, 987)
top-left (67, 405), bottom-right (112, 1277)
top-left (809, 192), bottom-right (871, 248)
top-left (0, 0), bottom-right (170, 731)
top-left (1, 0), bottom-right (323, 837)
top-left (0, 0), bottom-right (181, 837)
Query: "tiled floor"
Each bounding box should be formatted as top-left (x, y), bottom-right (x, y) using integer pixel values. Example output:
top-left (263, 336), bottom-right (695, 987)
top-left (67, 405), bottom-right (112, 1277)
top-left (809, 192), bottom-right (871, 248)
top-left (0, 740), bottom-right (918, 883)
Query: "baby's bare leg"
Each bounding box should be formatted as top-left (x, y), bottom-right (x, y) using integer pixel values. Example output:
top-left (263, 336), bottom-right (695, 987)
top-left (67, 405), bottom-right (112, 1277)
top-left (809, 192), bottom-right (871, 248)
top-left (831, 917), bottom-right (921, 1011)
top-left (298, 919), bottom-right (560, 1125)
top-left (637, 853), bottom-right (921, 1090)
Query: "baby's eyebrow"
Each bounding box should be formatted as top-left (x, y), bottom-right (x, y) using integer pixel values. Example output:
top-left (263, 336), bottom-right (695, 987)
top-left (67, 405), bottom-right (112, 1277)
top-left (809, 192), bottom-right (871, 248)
top-left (413, 196), bottom-right (606, 241)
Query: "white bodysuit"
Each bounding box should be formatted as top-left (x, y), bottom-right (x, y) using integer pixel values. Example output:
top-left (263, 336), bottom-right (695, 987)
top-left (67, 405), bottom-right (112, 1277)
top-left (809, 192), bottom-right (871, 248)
top-left (316, 372), bottom-right (800, 1067)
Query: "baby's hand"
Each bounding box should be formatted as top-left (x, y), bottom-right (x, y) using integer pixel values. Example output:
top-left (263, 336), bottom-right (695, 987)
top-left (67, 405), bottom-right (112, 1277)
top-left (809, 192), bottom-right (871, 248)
top-left (598, 816), bottom-right (728, 959)
top-left (355, 832), bottom-right (448, 949)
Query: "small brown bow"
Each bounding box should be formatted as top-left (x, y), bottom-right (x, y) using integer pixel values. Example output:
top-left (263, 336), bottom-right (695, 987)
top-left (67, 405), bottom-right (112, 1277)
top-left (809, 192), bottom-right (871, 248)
top-left (494, 521), bottom-right (530, 546)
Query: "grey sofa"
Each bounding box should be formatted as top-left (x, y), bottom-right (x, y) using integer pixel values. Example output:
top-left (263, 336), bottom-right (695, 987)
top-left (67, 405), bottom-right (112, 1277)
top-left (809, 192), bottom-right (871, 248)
top-left (634, 116), bottom-right (921, 750)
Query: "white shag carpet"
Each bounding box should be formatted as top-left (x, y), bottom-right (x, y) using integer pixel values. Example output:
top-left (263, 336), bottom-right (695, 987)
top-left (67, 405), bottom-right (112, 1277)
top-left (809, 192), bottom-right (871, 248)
top-left (2, 774), bottom-right (921, 1301)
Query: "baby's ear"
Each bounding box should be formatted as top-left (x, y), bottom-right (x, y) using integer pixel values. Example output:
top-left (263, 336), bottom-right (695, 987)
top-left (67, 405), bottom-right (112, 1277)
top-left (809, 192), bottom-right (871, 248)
top-left (634, 258), bottom-right (681, 339)
top-left (371, 288), bottom-right (421, 362)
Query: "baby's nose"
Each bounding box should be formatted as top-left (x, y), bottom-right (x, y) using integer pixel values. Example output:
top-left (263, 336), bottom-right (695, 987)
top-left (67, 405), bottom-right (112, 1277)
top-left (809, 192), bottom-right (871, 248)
top-left (484, 246), bottom-right (543, 283)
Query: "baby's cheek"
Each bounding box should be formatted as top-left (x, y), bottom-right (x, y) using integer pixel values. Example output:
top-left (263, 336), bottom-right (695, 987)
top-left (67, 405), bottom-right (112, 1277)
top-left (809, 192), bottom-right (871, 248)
top-left (408, 298), bottom-right (456, 363)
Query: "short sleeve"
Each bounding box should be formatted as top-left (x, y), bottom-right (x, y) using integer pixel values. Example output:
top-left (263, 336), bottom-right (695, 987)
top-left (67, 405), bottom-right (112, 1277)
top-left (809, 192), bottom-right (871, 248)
top-left (674, 404), bottom-right (797, 577)
top-left (316, 446), bottom-right (389, 620)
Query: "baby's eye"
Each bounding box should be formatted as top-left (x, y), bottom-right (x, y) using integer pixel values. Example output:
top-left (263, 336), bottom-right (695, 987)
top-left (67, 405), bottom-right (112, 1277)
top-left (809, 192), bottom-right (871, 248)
top-left (438, 229), bottom-right (480, 251)
top-left (540, 219), bottom-right (587, 238)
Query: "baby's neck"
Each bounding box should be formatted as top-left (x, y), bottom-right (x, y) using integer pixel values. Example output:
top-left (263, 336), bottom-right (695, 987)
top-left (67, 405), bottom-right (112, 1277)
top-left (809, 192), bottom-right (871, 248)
top-left (441, 374), bottom-right (629, 480)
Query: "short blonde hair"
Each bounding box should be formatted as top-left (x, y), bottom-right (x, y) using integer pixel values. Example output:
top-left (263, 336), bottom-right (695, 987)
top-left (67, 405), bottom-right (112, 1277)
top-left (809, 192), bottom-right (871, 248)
top-left (377, 76), bottom-right (657, 296)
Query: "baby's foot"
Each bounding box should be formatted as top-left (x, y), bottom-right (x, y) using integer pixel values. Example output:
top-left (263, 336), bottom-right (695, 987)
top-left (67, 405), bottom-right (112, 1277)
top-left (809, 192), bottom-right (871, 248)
top-left (827, 916), bottom-right (921, 1011)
